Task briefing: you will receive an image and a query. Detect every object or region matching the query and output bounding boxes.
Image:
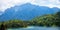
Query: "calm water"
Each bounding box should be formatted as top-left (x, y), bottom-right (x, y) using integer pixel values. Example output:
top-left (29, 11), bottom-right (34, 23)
top-left (7, 26), bottom-right (60, 30)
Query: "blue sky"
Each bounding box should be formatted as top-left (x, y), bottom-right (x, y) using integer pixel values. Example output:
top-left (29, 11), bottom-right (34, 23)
top-left (0, 0), bottom-right (60, 12)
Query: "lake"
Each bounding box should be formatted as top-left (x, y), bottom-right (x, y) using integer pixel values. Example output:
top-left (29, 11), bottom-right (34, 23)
top-left (7, 26), bottom-right (60, 30)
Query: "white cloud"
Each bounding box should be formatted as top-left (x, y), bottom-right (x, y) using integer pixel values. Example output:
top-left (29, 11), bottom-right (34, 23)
top-left (31, 0), bottom-right (60, 8)
top-left (0, 0), bottom-right (32, 12)
top-left (0, 0), bottom-right (60, 12)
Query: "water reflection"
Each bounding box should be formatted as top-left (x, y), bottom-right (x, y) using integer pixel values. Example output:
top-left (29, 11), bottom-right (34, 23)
top-left (7, 26), bottom-right (60, 30)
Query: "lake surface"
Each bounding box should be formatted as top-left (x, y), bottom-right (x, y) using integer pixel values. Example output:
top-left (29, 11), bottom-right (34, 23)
top-left (7, 26), bottom-right (60, 30)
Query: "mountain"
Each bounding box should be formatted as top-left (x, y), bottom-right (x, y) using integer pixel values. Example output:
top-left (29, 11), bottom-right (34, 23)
top-left (0, 3), bottom-right (60, 21)
top-left (0, 11), bottom-right (3, 15)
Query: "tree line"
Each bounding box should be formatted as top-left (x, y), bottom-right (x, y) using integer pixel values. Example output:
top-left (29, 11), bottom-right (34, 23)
top-left (0, 11), bottom-right (60, 29)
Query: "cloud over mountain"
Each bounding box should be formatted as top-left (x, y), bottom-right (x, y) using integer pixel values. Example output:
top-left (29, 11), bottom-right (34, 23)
top-left (0, 0), bottom-right (60, 12)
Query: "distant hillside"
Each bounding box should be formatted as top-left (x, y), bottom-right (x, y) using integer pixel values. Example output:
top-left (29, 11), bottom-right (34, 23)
top-left (0, 3), bottom-right (60, 21)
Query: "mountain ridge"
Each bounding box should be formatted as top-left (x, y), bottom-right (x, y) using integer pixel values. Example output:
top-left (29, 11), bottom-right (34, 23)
top-left (0, 3), bottom-right (60, 21)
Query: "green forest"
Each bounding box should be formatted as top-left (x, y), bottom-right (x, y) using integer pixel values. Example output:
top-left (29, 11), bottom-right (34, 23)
top-left (0, 11), bottom-right (60, 29)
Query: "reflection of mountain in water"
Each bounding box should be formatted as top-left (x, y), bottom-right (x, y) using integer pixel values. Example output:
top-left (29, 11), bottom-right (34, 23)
top-left (0, 3), bottom-right (60, 21)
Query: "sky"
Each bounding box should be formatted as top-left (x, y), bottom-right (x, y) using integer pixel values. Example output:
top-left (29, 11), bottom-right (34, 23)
top-left (0, 0), bottom-right (60, 12)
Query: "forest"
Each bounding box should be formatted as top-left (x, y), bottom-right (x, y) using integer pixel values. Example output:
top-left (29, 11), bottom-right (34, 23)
top-left (0, 11), bottom-right (60, 29)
